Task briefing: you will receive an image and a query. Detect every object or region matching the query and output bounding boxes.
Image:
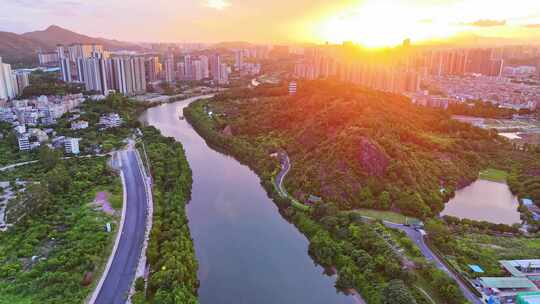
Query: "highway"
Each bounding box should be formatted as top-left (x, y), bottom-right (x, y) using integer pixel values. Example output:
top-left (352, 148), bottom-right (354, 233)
top-left (383, 222), bottom-right (482, 304)
top-left (93, 150), bottom-right (148, 304)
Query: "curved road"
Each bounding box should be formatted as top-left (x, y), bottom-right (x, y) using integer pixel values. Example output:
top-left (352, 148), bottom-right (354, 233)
top-left (94, 150), bottom-right (148, 304)
top-left (384, 222), bottom-right (482, 304)
top-left (274, 152), bottom-right (291, 197)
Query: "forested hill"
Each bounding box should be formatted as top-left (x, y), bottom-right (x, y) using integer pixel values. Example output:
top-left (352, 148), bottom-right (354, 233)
top-left (208, 80), bottom-right (508, 218)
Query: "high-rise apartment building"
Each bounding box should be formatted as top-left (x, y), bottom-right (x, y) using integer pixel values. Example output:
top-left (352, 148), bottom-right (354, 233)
top-left (219, 63), bottom-right (229, 85)
top-left (163, 54), bottom-right (175, 83)
top-left (14, 71), bottom-right (30, 94)
top-left (209, 54), bottom-right (221, 83)
top-left (0, 57), bottom-right (17, 100)
top-left (57, 44), bottom-right (105, 83)
top-left (192, 60), bottom-right (203, 81)
top-left (200, 55), bottom-right (210, 78)
top-left (109, 56), bottom-right (147, 96)
top-left (234, 49), bottom-right (244, 71)
top-left (56, 45), bottom-right (66, 59)
top-left (60, 58), bottom-right (73, 82)
top-left (81, 57), bottom-right (109, 93)
top-left (184, 55), bottom-right (193, 79)
top-left (38, 52), bottom-right (60, 66)
top-left (67, 44), bottom-right (103, 62)
top-left (145, 56), bottom-right (161, 82)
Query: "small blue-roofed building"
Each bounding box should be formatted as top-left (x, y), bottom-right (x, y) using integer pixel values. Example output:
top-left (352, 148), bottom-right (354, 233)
top-left (469, 264), bottom-right (485, 273)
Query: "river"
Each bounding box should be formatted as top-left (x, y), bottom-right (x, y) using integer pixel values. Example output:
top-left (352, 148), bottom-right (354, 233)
top-left (441, 179), bottom-right (521, 225)
top-left (140, 96), bottom-right (356, 304)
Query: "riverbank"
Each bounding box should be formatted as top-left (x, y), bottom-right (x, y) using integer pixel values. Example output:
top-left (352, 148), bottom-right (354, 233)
top-left (183, 98), bottom-right (467, 304)
top-left (130, 126), bottom-right (198, 304)
top-left (144, 95), bottom-right (359, 304)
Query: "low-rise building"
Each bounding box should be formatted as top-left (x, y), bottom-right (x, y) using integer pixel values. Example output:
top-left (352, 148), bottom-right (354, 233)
top-left (99, 113), bottom-right (122, 129)
top-left (64, 137), bottom-right (80, 155)
top-left (479, 277), bottom-right (538, 303)
top-left (71, 120), bottom-right (89, 130)
top-left (517, 292), bottom-right (540, 304)
top-left (29, 128), bottom-right (49, 142)
top-left (17, 135), bottom-right (30, 151)
top-left (289, 81), bottom-right (297, 95)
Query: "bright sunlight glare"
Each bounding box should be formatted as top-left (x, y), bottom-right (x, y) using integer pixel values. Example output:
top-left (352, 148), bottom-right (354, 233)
top-left (316, 1), bottom-right (460, 47)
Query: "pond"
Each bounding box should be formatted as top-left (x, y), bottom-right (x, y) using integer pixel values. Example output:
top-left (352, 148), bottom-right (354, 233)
top-left (441, 179), bottom-right (521, 225)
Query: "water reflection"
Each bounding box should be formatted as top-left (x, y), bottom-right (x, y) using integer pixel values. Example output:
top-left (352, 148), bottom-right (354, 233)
top-left (441, 179), bottom-right (521, 225)
top-left (140, 96), bottom-right (356, 304)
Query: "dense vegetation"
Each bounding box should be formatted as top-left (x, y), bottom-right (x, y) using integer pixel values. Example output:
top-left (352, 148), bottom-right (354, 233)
top-left (21, 71), bottom-right (84, 98)
top-left (0, 151), bottom-right (118, 303)
top-left (184, 92), bottom-right (468, 304)
top-left (446, 100), bottom-right (530, 119)
top-left (189, 80), bottom-right (513, 219)
top-left (131, 126), bottom-right (198, 304)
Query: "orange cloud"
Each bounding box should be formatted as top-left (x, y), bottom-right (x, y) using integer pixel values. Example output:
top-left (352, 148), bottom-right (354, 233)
top-left (465, 19), bottom-right (506, 27)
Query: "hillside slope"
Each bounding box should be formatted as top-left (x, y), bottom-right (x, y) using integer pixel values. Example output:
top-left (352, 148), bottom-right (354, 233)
top-left (0, 25), bottom-right (143, 65)
top-left (22, 25), bottom-right (141, 50)
top-left (202, 81), bottom-right (509, 218)
top-left (0, 31), bottom-right (48, 64)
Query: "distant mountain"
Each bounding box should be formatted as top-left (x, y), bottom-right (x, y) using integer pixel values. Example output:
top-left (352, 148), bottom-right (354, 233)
top-left (0, 25), bottom-right (145, 66)
top-left (0, 31), bottom-right (48, 65)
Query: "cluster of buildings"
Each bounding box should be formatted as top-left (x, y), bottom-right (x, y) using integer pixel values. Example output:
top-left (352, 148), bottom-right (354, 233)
top-left (0, 94), bottom-right (84, 126)
top-left (233, 49), bottom-right (262, 76)
top-left (0, 93), bottom-right (90, 154)
top-left (163, 53), bottom-right (230, 85)
top-left (421, 48), bottom-right (504, 78)
top-left (13, 123), bottom-right (80, 155)
top-left (56, 43), bottom-right (240, 95)
top-left (293, 45), bottom-right (421, 94)
top-left (37, 51), bottom-right (60, 67)
top-left (57, 44), bottom-right (147, 96)
top-left (422, 75), bottom-right (540, 110)
top-left (0, 57), bottom-right (31, 101)
top-left (476, 259), bottom-right (540, 304)
top-left (292, 43), bottom-right (540, 110)
top-left (411, 46), bottom-right (540, 110)
top-left (502, 66), bottom-right (537, 78)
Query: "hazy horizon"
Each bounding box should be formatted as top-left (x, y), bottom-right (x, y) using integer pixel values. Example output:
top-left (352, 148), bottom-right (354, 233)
top-left (3, 0), bottom-right (540, 47)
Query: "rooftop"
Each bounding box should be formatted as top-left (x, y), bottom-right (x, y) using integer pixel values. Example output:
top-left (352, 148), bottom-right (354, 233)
top-left (469, 264), bottom-right (485, 273)
top-left (517, 292), bottom-right (540, 304)
top-left (501, 260), bottom-right (540, 277)
top-left (480, 277), bottom-right (538, 290)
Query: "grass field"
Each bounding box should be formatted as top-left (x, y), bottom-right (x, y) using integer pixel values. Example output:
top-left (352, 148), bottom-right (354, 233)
top-left (352, 209), bottom-right (419, 224)
top-left (479, 168), bottom-right (508, 182)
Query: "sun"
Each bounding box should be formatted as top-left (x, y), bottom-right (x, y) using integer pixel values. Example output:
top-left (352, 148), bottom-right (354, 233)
top-left (314, 1), bottom-right (458, 48)
top-left (205, 0), bottom-right (231, 10)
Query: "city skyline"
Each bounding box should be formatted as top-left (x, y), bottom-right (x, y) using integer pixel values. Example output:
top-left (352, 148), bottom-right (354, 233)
top-left (2, 0), bottom-right (540, 47)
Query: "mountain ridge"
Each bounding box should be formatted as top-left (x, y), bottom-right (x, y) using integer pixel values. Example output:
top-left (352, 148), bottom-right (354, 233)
top-left (0, 25), bottom-right (144, 66)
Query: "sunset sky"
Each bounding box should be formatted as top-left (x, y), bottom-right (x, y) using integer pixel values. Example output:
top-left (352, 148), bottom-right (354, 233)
top-left (2, 0), bottom-right (540, 46)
